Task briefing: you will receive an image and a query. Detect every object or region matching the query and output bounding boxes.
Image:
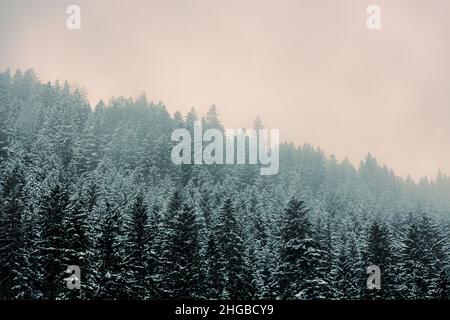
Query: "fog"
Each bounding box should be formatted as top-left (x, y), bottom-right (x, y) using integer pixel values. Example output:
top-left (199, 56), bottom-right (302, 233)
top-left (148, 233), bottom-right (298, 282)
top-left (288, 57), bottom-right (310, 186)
top-left (1, 0), bottom-right (449, 180)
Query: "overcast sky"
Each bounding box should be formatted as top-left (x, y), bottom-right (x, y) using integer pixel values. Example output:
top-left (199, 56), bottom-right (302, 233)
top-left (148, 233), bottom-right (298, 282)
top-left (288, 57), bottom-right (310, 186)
top-left (1, 0), bottom-right (449, 180)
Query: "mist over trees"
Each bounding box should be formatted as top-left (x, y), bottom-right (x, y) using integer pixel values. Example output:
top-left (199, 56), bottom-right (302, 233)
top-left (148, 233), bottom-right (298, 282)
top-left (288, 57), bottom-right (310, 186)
top-left (0, 69), bottom-right (449, 300)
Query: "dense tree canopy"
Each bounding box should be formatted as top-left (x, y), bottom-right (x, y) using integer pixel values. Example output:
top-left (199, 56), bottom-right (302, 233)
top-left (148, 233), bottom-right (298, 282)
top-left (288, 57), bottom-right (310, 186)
top-left (0, 69), bottom-right (449, 299)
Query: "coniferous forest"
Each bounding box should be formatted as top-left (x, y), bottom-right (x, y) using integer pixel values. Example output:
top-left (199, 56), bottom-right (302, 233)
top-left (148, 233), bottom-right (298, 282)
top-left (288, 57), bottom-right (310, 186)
top-left (0, 68), bottom-right (449, 300)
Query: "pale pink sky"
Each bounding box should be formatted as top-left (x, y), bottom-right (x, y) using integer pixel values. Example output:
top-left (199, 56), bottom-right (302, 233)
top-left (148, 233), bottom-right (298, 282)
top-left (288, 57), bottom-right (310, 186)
top-left (1, 0), bottom-right (450, 180)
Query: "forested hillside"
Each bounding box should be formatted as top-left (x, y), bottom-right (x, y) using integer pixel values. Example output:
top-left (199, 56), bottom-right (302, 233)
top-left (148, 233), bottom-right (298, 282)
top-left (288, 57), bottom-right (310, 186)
top-left (0, 69), bottom-right (449, 299)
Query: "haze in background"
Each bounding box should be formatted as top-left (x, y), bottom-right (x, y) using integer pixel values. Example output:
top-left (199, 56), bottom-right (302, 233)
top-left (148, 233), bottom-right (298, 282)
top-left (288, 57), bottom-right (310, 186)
top-left (1, 0), bottom-right (449, 180)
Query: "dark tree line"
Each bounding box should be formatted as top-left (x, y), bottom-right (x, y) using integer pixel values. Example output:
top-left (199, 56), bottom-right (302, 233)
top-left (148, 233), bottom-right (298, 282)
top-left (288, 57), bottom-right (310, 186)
top-left (0, 69), bottom-right (449, 300)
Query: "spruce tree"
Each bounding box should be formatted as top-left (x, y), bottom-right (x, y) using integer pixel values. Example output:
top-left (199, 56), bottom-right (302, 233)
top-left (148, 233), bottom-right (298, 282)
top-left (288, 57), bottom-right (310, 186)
top-left (215, 197), bottom-right (254, 299)
top-left (94, 201), bottom-right (126, 299)
top-left (398, 214), bottom-right (447, 299)
top-left (160, 192), bottom-right (204, 298)
top-left (60, 190), bottom-right (92, 299)
top-left (332, 230), bottom-right (364, 299)
top-left (277, 197), bottom-right (322, 299)
top-left (38, 179), bottom-right (69, 299)
top-left (0, 161), bottom-right (34, 299)
top-left (313, 214), bottom-right (335, 298)
top-left (363, 220), bottom-right (397, 299)
top-left (124, 194), bottom-right (155, 299)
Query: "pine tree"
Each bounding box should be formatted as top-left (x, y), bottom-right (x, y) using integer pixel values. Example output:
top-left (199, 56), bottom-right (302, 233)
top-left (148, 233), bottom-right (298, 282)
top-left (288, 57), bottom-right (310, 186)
top-left (203, 105), bottom-right (224, 132)
top-left (243, 189), bottom-right (273, 299)
top-left (60, 190), bottom-right (92, 299)
top-left (124, 193), bottom-right (155, 299)
top-left (277, 197), bottom-right (322, 299)
top-left (0, 159), bottom-right (34, 299)
top-left (313, 214), bottom-right (335, 298)
top-left (363, 220), bottom-right (397, 299)
top-left (38, 179), bottom-right (69, 299)
top-left (94, 201), bottom-right (126, 299)
top-left (73, 113), bottom-right (99, 175)
top-left (398, 214), bottom-right (447, 299)
top-left (215, 197), bottom-right (254, 299)
top-left (419, 215), bottom-right (449, 299)
top-left (333, 229), bottom-right (364, 299)
top-left (205, 214), bottom-right (225, 299)
top-left (158, 190), bottom-right (182, 297)
top-left (159, 192), bottom-right (204, 298)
